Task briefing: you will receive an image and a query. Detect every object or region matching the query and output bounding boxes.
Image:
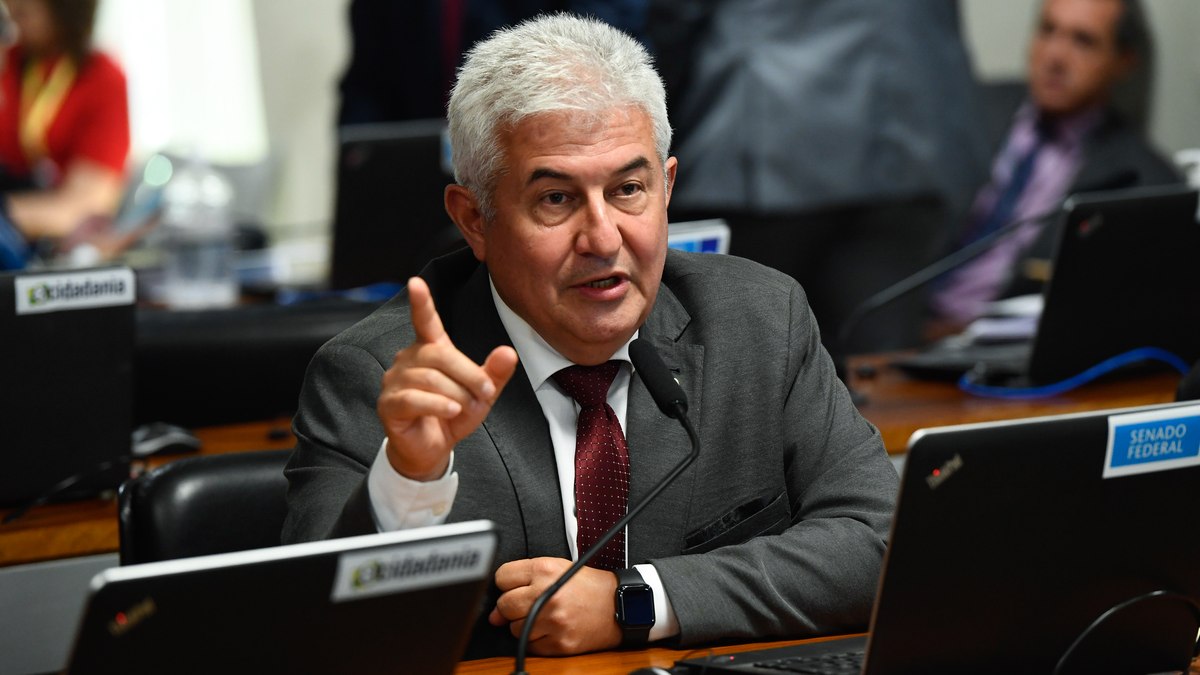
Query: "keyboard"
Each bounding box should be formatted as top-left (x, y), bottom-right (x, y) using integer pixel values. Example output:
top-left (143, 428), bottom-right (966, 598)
top-left (891, 339), bottom-right (1032, 382)
top-left (749, 648), bottom-right (864, 674)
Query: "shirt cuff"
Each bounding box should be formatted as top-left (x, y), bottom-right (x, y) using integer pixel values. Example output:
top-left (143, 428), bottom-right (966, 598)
top-left (634, 563), bottom-right (680, 642)
top-left (367, 439), bottom-right (458, 532)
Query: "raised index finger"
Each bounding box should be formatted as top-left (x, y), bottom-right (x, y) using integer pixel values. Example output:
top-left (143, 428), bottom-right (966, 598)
top-left (407, 276), bottom-right (448, 345)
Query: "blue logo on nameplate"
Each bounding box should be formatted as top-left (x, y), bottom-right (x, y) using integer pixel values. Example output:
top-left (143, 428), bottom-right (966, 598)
top-left (1104, 405), bottom-right (1200, 478)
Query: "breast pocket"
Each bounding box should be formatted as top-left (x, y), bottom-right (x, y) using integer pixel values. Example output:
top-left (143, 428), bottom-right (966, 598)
top-left (681, 491), bottom-right (790, 555)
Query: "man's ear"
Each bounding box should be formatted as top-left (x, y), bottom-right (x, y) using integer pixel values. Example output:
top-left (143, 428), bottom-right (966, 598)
top-left (663, 156), bottom-right (678, 208)
top-left (445, 184), bottom-right (486, 261)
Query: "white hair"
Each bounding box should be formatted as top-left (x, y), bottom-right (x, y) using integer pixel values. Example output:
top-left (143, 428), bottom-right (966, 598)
top-left (447, 13), bottom-right (672, 220)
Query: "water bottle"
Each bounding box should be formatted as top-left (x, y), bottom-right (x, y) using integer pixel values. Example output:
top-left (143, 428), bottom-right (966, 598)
top-left (160, 154), bottom-right (238, 309)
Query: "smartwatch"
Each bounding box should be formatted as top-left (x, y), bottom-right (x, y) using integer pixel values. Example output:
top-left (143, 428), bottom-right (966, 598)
top-left (614, 567), bottom-right (655, 646)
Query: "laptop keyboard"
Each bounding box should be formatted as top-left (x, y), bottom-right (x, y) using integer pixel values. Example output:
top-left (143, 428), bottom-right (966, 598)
top-left (750, 648), bottom-right (864, 674)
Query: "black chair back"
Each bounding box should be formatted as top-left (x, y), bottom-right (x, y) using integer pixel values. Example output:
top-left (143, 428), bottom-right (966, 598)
top-left (1177, 359), bottom-right (1200, 402)
top-left (118, 449), bottom-right (290, 565)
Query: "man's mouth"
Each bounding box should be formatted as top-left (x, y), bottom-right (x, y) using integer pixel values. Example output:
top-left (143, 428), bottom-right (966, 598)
top-left (583, 277), bottom-right (620, 289)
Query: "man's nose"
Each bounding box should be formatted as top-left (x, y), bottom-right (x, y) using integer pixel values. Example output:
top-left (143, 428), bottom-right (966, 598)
top-left (576, 198), bottom-right (622, 257)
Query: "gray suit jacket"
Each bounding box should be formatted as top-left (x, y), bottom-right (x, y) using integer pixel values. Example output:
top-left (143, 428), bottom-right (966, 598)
top-left (283, 248), bottom-right (898, 658)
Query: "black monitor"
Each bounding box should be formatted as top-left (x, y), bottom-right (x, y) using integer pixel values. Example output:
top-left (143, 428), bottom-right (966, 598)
top-left (0, 266), bottom-right (135, 506)
top-left (329, 119), bottom-right (465, 290)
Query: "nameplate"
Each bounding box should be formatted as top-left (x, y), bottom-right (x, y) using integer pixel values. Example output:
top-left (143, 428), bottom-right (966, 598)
top-left (14, 267), bottom-right (135, 315)
top-left (331, 534), bottom-right (493, 602)
top-left (1104, 405), bottom-right (1200, 478)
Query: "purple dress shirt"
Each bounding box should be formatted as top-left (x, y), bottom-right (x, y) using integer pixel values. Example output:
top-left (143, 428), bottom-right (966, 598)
top-left (932, 103), bottom-right (1104, 325)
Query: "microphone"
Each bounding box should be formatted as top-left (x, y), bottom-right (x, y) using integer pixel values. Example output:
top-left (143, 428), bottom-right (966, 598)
top-left (629, 339), bottom-right (688, 418)
top-left (511, 338), bottom-right (701, 674)
top-left (834, 171), bottom-right (1141, 393)
top-left (835, 207), bottom-right (1059, 355)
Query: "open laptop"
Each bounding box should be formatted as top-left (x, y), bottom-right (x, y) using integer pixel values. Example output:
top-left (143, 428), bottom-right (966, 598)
top-left (896, 185), bottom-right (1200, 385)
top-left (678, 402), bottom-right (1200, 674)
top-left (0, 266), bottom-right (135, 507)
top-left (66, 520), bottom-right (498, 675)
top-left (329, 119), bottom-right (465, 290)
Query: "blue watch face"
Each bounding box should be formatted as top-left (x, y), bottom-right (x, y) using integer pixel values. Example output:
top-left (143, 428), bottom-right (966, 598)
top-left (618, 584), bottom-right (655, 628)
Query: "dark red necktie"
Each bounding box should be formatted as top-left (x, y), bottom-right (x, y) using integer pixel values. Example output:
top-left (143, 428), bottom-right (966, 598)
top-left (553, 361), bottom-right (629, 571)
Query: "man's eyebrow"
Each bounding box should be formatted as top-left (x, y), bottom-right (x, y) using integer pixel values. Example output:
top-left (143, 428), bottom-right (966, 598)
top-left (527, 167), bottom-right (571, 185)
top-left (617, 156), bottom-right (652, 174)
top-left (524, 156), bottom-right (653, 187)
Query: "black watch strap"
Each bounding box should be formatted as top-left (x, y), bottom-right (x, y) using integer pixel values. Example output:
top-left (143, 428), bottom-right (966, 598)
top-left (614, 567), bottom-right (654, 646)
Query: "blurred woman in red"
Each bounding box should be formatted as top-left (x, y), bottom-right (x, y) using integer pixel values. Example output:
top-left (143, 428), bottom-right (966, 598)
top-left (0, 0), bottom-right (128, 269)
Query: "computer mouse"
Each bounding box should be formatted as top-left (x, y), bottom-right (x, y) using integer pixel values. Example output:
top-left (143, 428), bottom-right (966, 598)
top-left (131, 422), bottom-right (202, 458)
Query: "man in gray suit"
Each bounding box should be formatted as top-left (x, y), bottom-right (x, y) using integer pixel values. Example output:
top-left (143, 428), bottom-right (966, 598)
top-left (284, 14), bottom-right (897, 660)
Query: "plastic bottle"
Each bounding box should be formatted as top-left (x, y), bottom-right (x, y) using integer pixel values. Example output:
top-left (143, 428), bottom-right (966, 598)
top-left (160, 154), bottom-right (238, 309)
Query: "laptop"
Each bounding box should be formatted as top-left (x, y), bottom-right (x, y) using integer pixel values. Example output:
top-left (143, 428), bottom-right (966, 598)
top-left (66, 520), bottom-right (498, 675)
top-left (896, 185), bottom-right (1200, 385)
top-left (678, 402), bottom-right (1200, 674)
top-left (329, 119), bottom-right (465, 290)
top-left (668, 219), bottom-right (732, 254)
top-left (0, 266), bottom-right (135, 507)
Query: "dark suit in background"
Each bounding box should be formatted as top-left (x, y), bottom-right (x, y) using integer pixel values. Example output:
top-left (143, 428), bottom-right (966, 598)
top-left (926, 0), bottom-right (1184, 333)
top-left (283, 248), bottom-right (898, 658)
top-left (338, 0), bottom-right (651, 126)
top-left (993, 104), bottom-right (1183, 300)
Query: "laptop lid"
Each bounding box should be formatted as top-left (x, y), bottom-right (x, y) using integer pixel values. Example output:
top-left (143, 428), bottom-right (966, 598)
top-left (0, 266), bottom-right (135, 506)
top-left (66, 520), bottom-right (498, 675)
top-left (864, 401), bottom-right (1200, 674)
top-left (893, 185), bottom-right (1198, 384)
top-left (1027, 185), bottom-right (1200, 384)
top-left (678, 402), bottom-right (1200, 674)
top-left (329, 119), bottom-right (465, 290)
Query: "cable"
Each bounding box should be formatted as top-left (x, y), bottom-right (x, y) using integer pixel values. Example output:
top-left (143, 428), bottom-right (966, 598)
top-left (1, 458), bottom-right (130, 525)
top-left (957, 346), bottom-right (1190, 399)
top-left (1052, 589), bottom-right (1200, 675)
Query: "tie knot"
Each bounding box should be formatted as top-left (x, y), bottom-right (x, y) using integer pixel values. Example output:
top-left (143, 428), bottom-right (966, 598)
top-left (553, 361), bottom-right (620, 407)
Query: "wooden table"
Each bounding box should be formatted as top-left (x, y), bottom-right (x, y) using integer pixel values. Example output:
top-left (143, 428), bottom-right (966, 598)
top-left (848, 353), bottom-right (1182, 453)
top-left (0, 361), bottom-right (1183, 567)
top-left (452, 635), bottom-right (1200, 674)
top-left (455, 635), bottom-right (852, 674)
top-left (0, 417), bottom-right (296, 567)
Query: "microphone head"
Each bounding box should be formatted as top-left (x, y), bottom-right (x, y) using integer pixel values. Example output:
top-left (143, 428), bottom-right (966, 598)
top-left (629, 338), bottom-right (688, 418)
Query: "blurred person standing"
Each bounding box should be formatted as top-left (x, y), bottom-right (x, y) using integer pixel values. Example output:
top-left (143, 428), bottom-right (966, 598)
top-left (0, 0), bottom-right (128, 270)
top-left (653, 0), bottom-right (991, 361)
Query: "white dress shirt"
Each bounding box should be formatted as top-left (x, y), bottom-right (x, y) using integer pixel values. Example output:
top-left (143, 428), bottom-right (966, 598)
top-left (365, 278), bottom-right (679, 641)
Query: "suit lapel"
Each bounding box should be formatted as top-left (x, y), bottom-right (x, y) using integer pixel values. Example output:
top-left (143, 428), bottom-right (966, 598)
top-left (626, 282), bottom-right (703, 563)
top-left (447, 264), bottom-right (570, 559)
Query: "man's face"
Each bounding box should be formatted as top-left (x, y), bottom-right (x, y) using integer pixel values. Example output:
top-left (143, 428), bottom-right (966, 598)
top-left (1028, 0), bottom-right (1132, 118)
top-left (457, 107), bottom-right (676, 366)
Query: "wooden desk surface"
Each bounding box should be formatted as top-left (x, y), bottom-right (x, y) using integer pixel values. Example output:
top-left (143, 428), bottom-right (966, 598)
top-left (849, 354), bottom-right (1181, 453)
top-left (0, 417), bottom-right (296, 567)
top-left (452, 635), bottom-right (1200, 675)
top-left (455, 635), bottom-right (852, 675)
top-left (0, 361), bottom-right (1183, 566)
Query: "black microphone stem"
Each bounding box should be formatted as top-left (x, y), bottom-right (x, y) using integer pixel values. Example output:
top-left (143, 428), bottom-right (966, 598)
top-left (835, 176), bottom-right (1142, 372)
top-left (834, 208), bottom-right (1060, 403)
top-left (511, 405), bottom-right (700, 675)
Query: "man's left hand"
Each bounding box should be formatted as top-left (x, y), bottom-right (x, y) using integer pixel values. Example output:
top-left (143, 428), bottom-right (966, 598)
top-left (489, 557), bottom-right (622, 655)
